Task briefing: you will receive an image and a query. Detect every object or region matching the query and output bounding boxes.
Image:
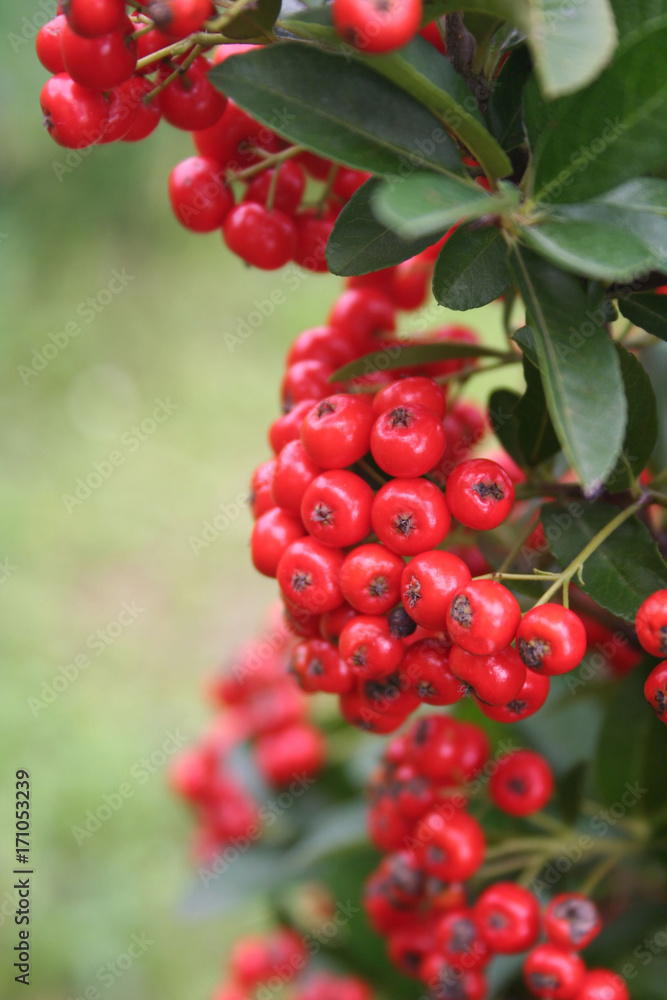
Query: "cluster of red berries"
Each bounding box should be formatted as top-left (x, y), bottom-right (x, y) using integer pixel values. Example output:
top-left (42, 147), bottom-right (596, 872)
top-left (362, 716), bottom-right (627, 1000)
top-left (170, 609), bottom-right (325, 860)
top-left (637, 589), bottom-right (667, 723)
top-left (213, 927), bottom-right (373, 1000)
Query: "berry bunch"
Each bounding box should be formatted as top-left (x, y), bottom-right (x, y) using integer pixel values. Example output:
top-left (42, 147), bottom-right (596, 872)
top-left (637, 588), bottom-right (667, 722)
top-left (362, 717), bottom-right (627, 1000)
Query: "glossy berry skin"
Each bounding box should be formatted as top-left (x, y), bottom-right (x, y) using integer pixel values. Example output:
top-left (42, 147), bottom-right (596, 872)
top-left (420, 954), bottom-right (487, 1000)
top-left (328, 288), bottom-right (396, 346)
top-left (434, 909), bottom-right (490, 971)
top-left (269, 399), bottom-right (317, 454)
top-left (244, 160), bottom-right (305, 216)
top-left (576, 970), bottom-right (629, 1000)
top-left (476, 668), bottom-right (550, 722)
top-left (340, 687), bottom-right (408, 734)
top-left (371, 404), bottom-right (446, 478)
top-left (277, 536), bottom-right (345, 614)
top-left (62, 0), bottom-right (126, 37)
top-left (159, 57), bottom-right (227, 131)
top-left (544, 894), bottom-right (602, 951)
top-left (635, 589), bottom-right (667, 657)
top-left (254, 722), bottom-right (325, 785)
top-left (524, 944), bottom-right (586, 999)
top-left (644, 660), bottom-right (667, 722)
top-left (194, 100), bottom-right (280, 169)
top-left (120, 76), bottom-right (162, 141)
top-left (282, 361), bottom-right (340, 408)
top-left (40, 74), bottom-right (108, 149)
top-left (446, 458), bottom-right (515, 530)
top-left (290, 638), bottom-right (354, 694)
top-left (251, 508), bottom-right (305, 577)
top-left (333, 0), bottom-right (422, 54)
top-left (249, 458), bottom-right (276, 519)
top-left (403, 638), bottom-right (464, 706)
top-left (147, 0), bottom-right (213, 38)
top-left (224, 203), bottom-right (297, 270)
top-left (414, 718), bottom-right (490, 786)
top-left (339, 543), bottom-right (405, 615)
top-left (373, 376), bottom-right (447, 420)
top-left (340, 615), bottom-right (405, 679)
top-left (401, 550), bottom-right (471, 630)
top-left (98, 78), bottom-right (139, 142)
top-left (294, 208), bottom-right (336, 272)
top-left (474, 882), bottom-right (540, 954)
top-left (450, 644), bottom-right (526, 706)
top-left (286, 325), bottom-right (358, 370)
top-left (490, 749), bottom-right (554, 817)
top-left (61, 17), bottom-right (138, 90)
top-left (301, 470), bottom-right (374, 548)
top-left (168, 156), bottom-right (233, 232)
top-left (415, 809), bottom-right (485, 882)
top-left (301, 395), bottom-right (374, 469)
top-left (372, 479), bottom-right (451, 556)
top-left (36, 16), bottom-right (67, 73)
top-left (446, 580), bottom-right (521, 656)
top-left (272, 440), bottom-right (322, 514)
top-left (517, 605), bottom-right (587, 675)
top-left (320, 601), bottom-right (357, 642)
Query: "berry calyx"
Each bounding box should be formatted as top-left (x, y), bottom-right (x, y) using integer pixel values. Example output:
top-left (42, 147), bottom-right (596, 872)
top-left (446, 580), bottom-right (521, 656)
top-left (516, 605), bottom-right (587, 675)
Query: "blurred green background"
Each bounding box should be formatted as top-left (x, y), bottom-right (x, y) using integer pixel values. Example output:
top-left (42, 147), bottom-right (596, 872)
top-left (0, 11), bottom-right (512, 999)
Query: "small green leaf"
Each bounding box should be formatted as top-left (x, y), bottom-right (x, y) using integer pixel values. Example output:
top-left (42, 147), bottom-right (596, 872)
top-left (618, 293), bottom-right (667, 342)
top-left (432, 225), bottom-right (511, 310)
top-left (488, 388), bottom-right (523, 467)
top-left (541, 501), bottom-right (667, 622)
top-left (515, 357), bottom-right (561, 467)
top-left (509, 246), bottom-right (627, 492)
top-left (372, 173), bottom-right (519, 240)
top-left (604, 345), bottom-right (658, 491)
top-left (511, 325), bottom-right (539, 368)
top-left (222, 0), bottom-right (281, 40)
top-left (331, 341), bottom-right (507, 382)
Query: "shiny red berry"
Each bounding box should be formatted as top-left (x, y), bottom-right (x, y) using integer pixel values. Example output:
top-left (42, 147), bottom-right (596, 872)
top-left (272, 440), bottom-right (322, 514)
top-left (147, 0), bottom-right (213, 38)
top-left (544, 894), bottom-right (602, 951)
top-left (371, 404), bottom-right (446, 478)
top-left (277, 536), bottom-right (345, 614)
top-left (446, 580), bottom-right (520, 656)
top-left (224, 203), bottom-right (297, 270)
top-left (290, 638), bottom-right (354, 694)
top-left (401, 550), bottom-right (471, 630)
top-left (524, 944), bottom-right (586, 999)
top-left (420, 953), bottom-right (487, 1000)
top-left (517, 605), bottom-right (587, 675)
top-left (490, 749), bottom-right (554, 817)
top-left (450, 644), bottom-right (526, 706)
top-left (249, 458), bottom-right (276, 519)
top-left (160, 56), bottom-right (227, 131)
top-left (255, 722), bottom-right (325, 785)
top-left (372, 479), bottom-right (451, 556)
top-left (282, 361), bottom-right (341, 408)
top-left (340, 614), bottom-right (405, 678)
top-left (474, 882), bottom-right (540, 954)
top-left (269, 399), bottom-right (317, 454)
top-left (576, 969), bottom-right (629, 1000)
top-left (434, 908), bottom-right (490, 971)
top-left (339, 543), bottom-right (405, 615)
top-left (244, 160), bottom-right (306, 216)
top-left (476, 668), bottom-right (550, 722)
top-left (36, 15), bottom-right (67, 73)
top-left (40, 73), bottom-right (108, 149)
top-left (446, 458), bottom-right (515, 530)
top-left (416, 809), bottom-right (485, 882)
top-left (373, 376), bottom-right (447, 420)
top-left (333, 0), bottom-right (422, 54)
top-left (62, 0), bottom-right (126, 37)
top-left (636, 589), bottom-right (667, 657)
top-left (251, 508), bottom-right (305, 577)
top-left (328, 287), bottom-right (395, 346)
top-left (168, 156), bottom-right (233, 232)
top-left (301, 470), bottom-right (374, 547)
top-left (286, 325), bottom-right (358, 370)
top-left (294, 208), bottom-right (336, 272)
top-left (61, 16), bottom-right (137, 90)
top-left (301, 394), bottom-right (374, 469)
top-left (403, 638), bottom-right (464, 706)
top-left (645, 659), bottom-right (667, 722)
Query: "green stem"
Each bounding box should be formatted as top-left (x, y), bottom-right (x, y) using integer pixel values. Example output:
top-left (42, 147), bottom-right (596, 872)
top-left (228, 145), bottom-right (305, 183)
top-left (144, 43), bottom-right (202, 103)
top-left (579, 855), bottom-right (620, 896)
top-left (473, 572), bottom-right (559, 582)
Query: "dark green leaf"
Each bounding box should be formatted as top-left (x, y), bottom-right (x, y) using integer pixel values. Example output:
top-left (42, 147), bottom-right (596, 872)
top-left (432, 224), bottom-right (511, 310)
top-left (223, 0), bottom-right (281, 40)
top-left (326, 179), bottom-right (435, 276)
top-left (646, 341), bottom-right (667, 470)
top-left (331, 341), bottom-right (508, 382)
top-left (509, 247), bottom-right (626, 491)
top-left (605, 345), bottom-right (659, 491)
top-left (488, 388), bottom-right (523, 466)
top-left (511, 325), bottom-right (539, 367)
top-left (515, 356), bottom-right (561, 466)
top-left (595, 665), bottom-right (667, 816)
top-left (557, 762), bottom-right (587, 825)
top-left (210, 44), bottom-right (463, 177)
top-left (610, 0), bottom-right (667, 45)
top-left (618, 293), bottom-right (667, 342)
top-left (541, 501), bottom-right (667, 621)
top-left (372, 173), bottom-right (519, 240)
top-left (486, 45), bottom-right (532, 152)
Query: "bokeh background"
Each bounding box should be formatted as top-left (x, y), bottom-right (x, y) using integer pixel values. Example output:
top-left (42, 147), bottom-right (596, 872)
top-left (0, 9), bottom-right (517, 998)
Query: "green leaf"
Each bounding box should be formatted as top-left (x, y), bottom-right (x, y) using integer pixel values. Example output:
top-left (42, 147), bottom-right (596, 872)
top-left (595, 665), bottom-right (667, 817)
top-left (486, 45), bottom-right (532, 152)
top-left (222, 0), bottom-right (281, 40)
top-left (515, 356), bottom-right (561, 467)
top-left (509, 246), bottom-right (627, 492)
top-left (372, 173), bottom-right (519, 240)
top-left (618, 292), bottom-right (667, 342)
top-left (326, 179), bottom-right (435, 276)
top-left (557, 762), bottom-right (587, 826)
top-left (610, 0), bottom-right (667, 45)
top-left (331, 341), bottom-right (508, 382)
top-left (432, 224), bottom-right (511, 310)
top-left (488, 388), bottom-right (523, 467)
top-left (209, 44), bottom-right (463, 178)
top-left (541, 501), bottom-right (667, 621)
top-left (604, 345), bottom-right (659, 491)
top-left (530, 26), bottom-right (667, 204)
top-left (511, 325), bottom-right (539, 367)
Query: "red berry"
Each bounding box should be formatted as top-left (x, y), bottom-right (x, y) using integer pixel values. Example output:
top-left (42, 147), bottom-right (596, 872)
top-left (147, 0), bottom-right (213, 38)
top-left (254, 722), bottom-right (325, 785)
top-left (169, 749), bottom-right (213, 800)
top-left (333, 167), bottom-right (371, 200)
top-left (446, 458), bottom-right (515, 530)
top-left (301, 394), bottom-right (374, 469)
top-left (319, 601), bottom-right (357, 642)
top-left (194, 100), bottom-right (280, 169)
top-left (61, 17), bottom-right (138, 90)
top-left (635, 589), bottom-right (667, 656)
top-left (645, 660), bottom-right (667, 722)
top-left (277, 536), bottom-right (345, 614)
top-left (403, 638), bottom-right (464, 706)
top-left (490, 749), bottom-right (554, 817)
top-left (229, 936), bottom-right (274, 988)
top-left (373, 376), bottom-right (447, 420)
top-left (474, 882), bottom-right (540, 954)
top-left (390, 258), bottom-right (430, 310)
top-left (371, 479), bottom-right (451, 556)
top-left (333, 0), bottom-right (422, 54)
top-left (340, 615), bottom-right (405, 678)
top-left (40, 73), bottom-right (108, 149)
top-left (576, 970), bottom-right (629, 1000)
top-left (294, 208), bottom-right (336, 272)
top-left (401, 550), bottom-right (471, 630)
top-left (269, 399), bottom-right (317, 454)
top-left (524, 944), bottom-right (586, 999)
top-left (168, 156), bottom-right (233, 232)
top-left (244, 160), bottom-right (305, 216)
top-left (251, 508), bottom-right (305, 577)
top-left (415, 809), bottom-right (485, 882)
top-left (62, 0), bottom-right (126, 37)
top-left (328, 288), bottom-right (396, 346)
top-left (287, 325), bottom-right (358, 370)
top-left (516, 605), bottom-right (587, 675)
top-left (290, 638), bottom-right (354, 694)
top-left (339, 543), bottom-right (405, 615)
top-left (340, 687), bottom-right (408, 734)
top-left (371, 404), bottom-right (446, 478)
top-left (446, 580), bottom-right (520, 656)
top-left (282, 361), bottom-right (341, 408)
top-left (97, 78), bottom-right (141, 142)
top-left (450, 644), bottom-right (526, 706)
top-left (159, 56), bottom-right (227, 131)
top-left (249, 459), bottom-right (276, 519)
top-left (433, 909), bottom-right (490, 970)
top-left (544, 894), bottom-right (602, 951)
top-left (121, 76), bottom-right (162, 141)
top-left (224, 203), bottom-right (297, 270)
top-left (476, 668), bottom-right (550, 722)
top-left (420, 954), bottom-right (487, 1000)
top-left (387, 920), bottom-right (436, 978)
top-left (36, 16), bottom-right (67, 73)
top-left (272, 440), bottom-right (322, 514)
top-left (301, 470), bottom-right (374, 547)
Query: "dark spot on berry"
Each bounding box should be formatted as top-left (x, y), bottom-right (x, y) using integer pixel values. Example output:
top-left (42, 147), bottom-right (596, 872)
top-left (307, 657), bottom-right (324, 677)
top-left (449, 917), bottom-right (476, 954)
top-left (552, 897), bottom-right (599, 946)
top-left (660, 624), bottom-right (667, 655)
top-left (368, 576), bottom-right (388, 598)
top-left (507, 777), bottom-right (527, 795)
top-left (291, 571), bottom-right (312, 593)
top-left (654, 686), bottom-right (667, 717)
top-left (488, 911), bottom-right (507, 929)
top-left (388, 406), bottom-right (412, 429)
top-left (450, 593), bottom-right (472, 627)
top-left (315, 400), bottom-right (336, 418)
top-left (417, 680), bottom-right (437, 698)
top-left (518, 635), bottom-right (550, 669)
top-left (394, 512), bottom-right (415, 536)
top-left (529, 973), bottom-right (560, 991)
top-left (506, 698), bottom-right (528, 716)
top-left (404, 575), bottom-right (421, 608)
top-left (413, 718), bottom-right (430, 746)
top-left (472, 479), bottom-right (504, 502)
top-left (351, 646), bottom-right (367, 667)
top-left (388, 606), bottom-right (417, 638)
top-left (311, 503), bottom-right (334, 525)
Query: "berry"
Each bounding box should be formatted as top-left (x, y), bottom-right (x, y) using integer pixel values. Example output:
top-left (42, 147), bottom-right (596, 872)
top-left (286, 325), bottom-right (358, 370)
top-left (251, 508), bottom-right (305, 577)
top-left (544, 894), bottom-right (602, 951)
top-left (120, 76), bottom-right (162, 141)
top-left (269, 399), bottom-right (317, 454)
top-left (449, 644), bottom-right (527, 706)
top-left (371, 404), bottom-right (446, 478)
top-left (644, 660), bottom-right (667, 721)
top-left (328, 288), bottom-right (395, 346)
top-left (433, 909), bottom-right (490, 970)
top-left (403, 638), bottom-right (464, 706)
top-left (333, 0), bottom-right (422, 54)
top-left (415, 809), bottom-right (485, 882)
top-left (61, 17), bottom-right (138, 90)
top-left (333, 167), bottom-right (371, 200)
top-left (446, 458), bottom-right (515, 531)
top-left (301, 470), bottom-right (374, 547)
top-left (340, 687), bottom-right (408, 734)
top-left (516, 605), bottom-right (587, 675)
top-left (371, 479), bottom-right (451, 556)
top-left (524, 944), bottom-right (586, 999)
top-left (224, 203), bottom-right (297, 270)
top-left (339, 543), bottom-right (405, 615)
top-left (401, 551), bottom-right (471, 630)
top-left (420, 954), bottom-right (487, 1000)
top-left (635, 589), bottom-right (667, 656)
top-left (98, 78), bottom-right (140, 142)
top-left (254, 722), bottom-right (325, 785)
top-left (194, 100), bottom-right (280, 168)
top-left (168, 156), bottom-right (233, 232)
top-left (490, 749), bottom-right (554, 817)
top-left (36, 16), bottom-right (67, 73)
top-left (301, 395), bottom-right (374, 469)
top-left (282, 361), bottom-right (340, 408)
top-left (294, 208), bottom-right (336, 272)
top-left (290, 638), bottom-right (354, 694)
top-left (249, 458), bottom-right (277, 519)
top-left (272, 440), bottom-right (322, 514)
top-left (476, 668), bottom-right (550, 722)
top-left (244, 160), bottom-right (306, 216)
top-left (40, 73), bottom-right (108, 149)
top-left (474, 882), bottom-right (540, 954)
top-left (62, 0), bottom-right (126, 37)
top-left (147, 0), bottom-right (213, 38)
top-left (340, 615), bottom-right (405, 678)
top-left (576, 970), bottom-right (629, 1000)
top-left (159, 56), bottom-right (227, 131)
top-left (319, 601), bottom-right (357, 642)
top-left (373, 376), bottom-right (447, 420)
top-left (277, 536), bottom-right (345, 614)
top-left (446, 580), bottom-right (521, 656)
